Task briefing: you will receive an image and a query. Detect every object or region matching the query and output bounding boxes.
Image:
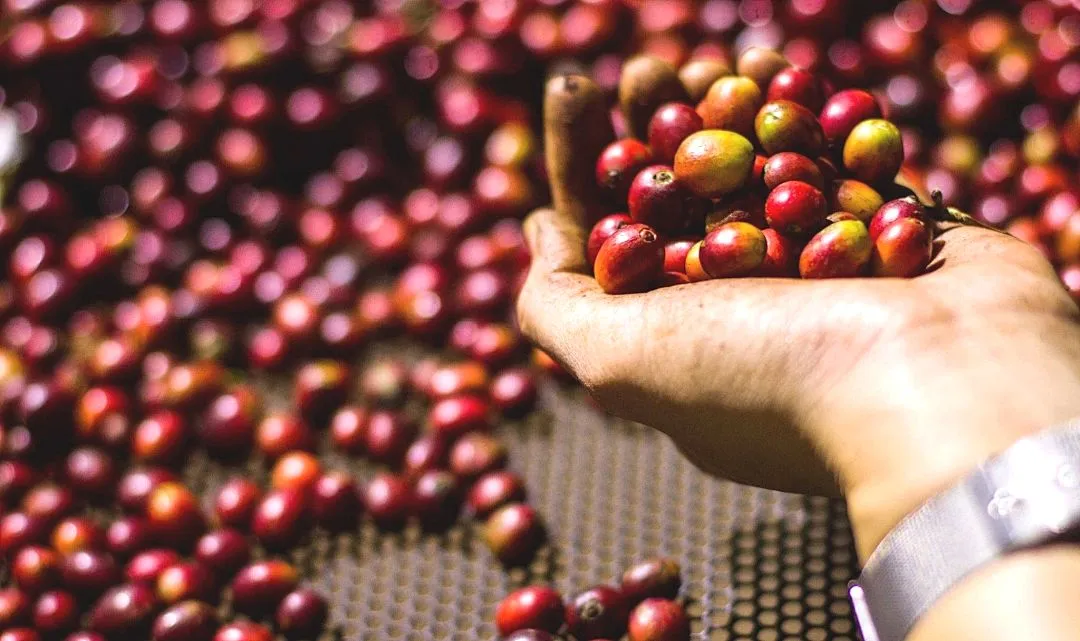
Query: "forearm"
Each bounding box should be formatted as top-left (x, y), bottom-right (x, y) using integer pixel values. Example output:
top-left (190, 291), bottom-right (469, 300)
top-left (909, 546), bottom-right (1080, 641)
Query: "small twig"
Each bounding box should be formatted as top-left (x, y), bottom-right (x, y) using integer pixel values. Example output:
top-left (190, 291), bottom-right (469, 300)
top-left (923, 189), bottom-right (1001, 232)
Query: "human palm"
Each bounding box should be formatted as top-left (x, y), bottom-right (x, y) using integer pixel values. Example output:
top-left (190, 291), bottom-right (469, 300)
top-left (516, 61), bottom-right (1080, 558)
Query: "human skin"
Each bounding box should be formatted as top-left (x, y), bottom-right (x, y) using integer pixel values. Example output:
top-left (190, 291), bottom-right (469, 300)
top-left (519, 60), bottom-right (1080, 641)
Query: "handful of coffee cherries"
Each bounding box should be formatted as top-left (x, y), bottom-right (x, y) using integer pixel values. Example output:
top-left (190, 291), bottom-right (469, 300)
top-left (589, 50), bottom-right (944, 294)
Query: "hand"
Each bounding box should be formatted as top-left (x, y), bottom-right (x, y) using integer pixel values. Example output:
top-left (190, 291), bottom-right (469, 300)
top-left (516, 60), bottom-right (1080, 559)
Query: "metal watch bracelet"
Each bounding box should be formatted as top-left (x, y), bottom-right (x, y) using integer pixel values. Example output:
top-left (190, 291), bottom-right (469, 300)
top-left (849, 419), bottom-right (1080, 641)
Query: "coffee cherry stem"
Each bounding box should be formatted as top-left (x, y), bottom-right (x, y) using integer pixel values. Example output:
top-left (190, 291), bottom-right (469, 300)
top-left (926, 190), bottom-right (999, 233)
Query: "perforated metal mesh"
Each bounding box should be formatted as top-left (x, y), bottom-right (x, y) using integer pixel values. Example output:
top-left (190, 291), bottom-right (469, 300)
top-left (183, 381), bottom-right (859, 640)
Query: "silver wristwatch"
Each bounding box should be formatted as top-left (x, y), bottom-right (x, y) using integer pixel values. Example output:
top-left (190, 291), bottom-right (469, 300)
top-left (850, 420), bottom-right (1080, 641)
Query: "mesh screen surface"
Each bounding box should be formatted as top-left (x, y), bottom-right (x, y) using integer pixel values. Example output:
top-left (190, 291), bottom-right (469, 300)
top-left (183, 382), bottom-right (860, 640)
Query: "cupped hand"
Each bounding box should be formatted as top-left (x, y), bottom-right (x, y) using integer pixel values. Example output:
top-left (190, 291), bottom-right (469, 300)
top-left (517, 59), bottom-right (1080, 558)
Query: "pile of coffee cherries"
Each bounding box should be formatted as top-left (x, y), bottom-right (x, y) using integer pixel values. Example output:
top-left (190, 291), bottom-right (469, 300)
top-left (0, 1), bottom-right (560, 640)
top-left (495, 557), bottom-right (688, 641)
top-left (589, 49), bottom-right (940, 294)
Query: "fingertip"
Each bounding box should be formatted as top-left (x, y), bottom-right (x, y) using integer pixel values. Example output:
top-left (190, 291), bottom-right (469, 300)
top-left (619, 55), bottom-right (690, 140)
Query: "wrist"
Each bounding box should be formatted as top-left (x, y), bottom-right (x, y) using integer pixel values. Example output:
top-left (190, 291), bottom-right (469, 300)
top-left (908, 546), bottom-right (1080, 641)
top-left (822, 312), bottom-right (1080, 560)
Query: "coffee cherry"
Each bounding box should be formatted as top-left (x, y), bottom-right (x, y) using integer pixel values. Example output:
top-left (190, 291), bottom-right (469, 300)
top-left (627, 166), bottom-right (689, 234)
top-left (762, 153), bottom-right (824, 191)
top-left (868, 198), bottom-right (926, 241)
top-left (212, 478), bottom-right (261, 530)
top-left (403, 435), bottom-right (450, 480)
top-left (767, 67), bottom-right (825, 111)
top-left (594, 224), bottom-right (665, 294)
top-left (411, 470), bottom-right (461, 531)
top-left (22, 484), bottom-right (74, 525)
top-left (427, 362), bottom-right (488, 399)
top-left (33, 590), bottom-right (79, 636)
top-left (842, 119), bottom-right (904, 185)
top-left (648, 103), bottom-right (703, 166)
top-left (765, 181), bottom-right (828, 234)
top-left (87, 583), bottom-right (159, 639)
top-left (75, 386), bottom-right (132, 447)
top-left (105, 517), bottom-right (153, 558)
top-left (661, 239), bottom-right (694, 274)
top-left (596, 139), bottom-right (653, 204)
top-left (156, 561), bottom-right (214, 605)
top-left (194, 530), bottom-right (250, 577)
top-left (61, 550), bottom-right (121, 596)
top-left (490, 368), bottom-right (538, 419)
top-left (152, 600), bottom-right (217, 641)
top-left (256, 414), bottom-right (314, 459)
top-left (483, 503), bottom-right (544, 565)
top-left (674, 130), bottom-right (755, 198)
top-left (799, 220), bottom-right (872, 279)
top-left (495, 586), bottom-right (564, 636)
top-left (13, 545), bottom-right (60, 593)
top-left (200, 387), bottom-right (259, 457)
top-left (819, 89), bottom-right (882, 146)
top-left (311, 472), bottom-right (361, 530)
top-left (358, 359), bottom-right (410, 407)
top-left (117, 469), bottom-right (178, 514)
top-left (754, 100), bottom-right (825, 157)
top-left (467, 470), bottom-right (528, 519)
top-left (293, 360), bottom-right (349, 425)
top-left (363, 411), bottom-right (416, 464)
top-left (737, 47), bottom-right (789, 92)
top-left (679, 59), bottom-right (730, 102)
top-left (125, 549), bottom-right (180, 585)
top-left (52, 517), bottom-right (105, 555)
top-left (133, 411), bottom-right (189, 465)
top-left (565, 585), bottom-right (629, 640)
top-left (449, 432), bottom-right (507, 480)
top-left (251, 489), bottom-right (308, 550)
top-left (872, 218), bottom-right (932, 278)
top-left (146, 482), bottom-right (204, 547)
top-left (587, 214), bottom-right (633, 266)
top-left (757, 229), bottom-right (802, 277)
top-left (0, 512), bottom-right (48, 558)
top-left (699, 223), bottom-right (767, 278)
top-left (230, 561), bottom-right (299, 617)
top-left (213, 621), bottom-right (273, 641)
top-left (0, 460), bottom-right (35, 507)
top-left (621, 558), bottom-right (683, 605)
top-left (275, 588), bottom-right (328, 640)
top-left (0, 587), bottom-right (32, 628)
top-left (627, 598), bottom-right (691, 641)
top-left (831, 180), bottom-right (884, 224)
top-left (428, 394), bottom-right (491, 440)
top-left (64, 447), bottom-right (117, 500)
top-left (270, 451), bottom-right (321, 493)
top-left (362, 473), bottom-right (411, 530)
top-left (684, 242), bottom-right (710, 282)
top-left (0, 630), bottom-right (39, 641)
top-left (329, 406), bottom-right (368, 455)
top-left (696, 76), bottom-right (762, 137)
